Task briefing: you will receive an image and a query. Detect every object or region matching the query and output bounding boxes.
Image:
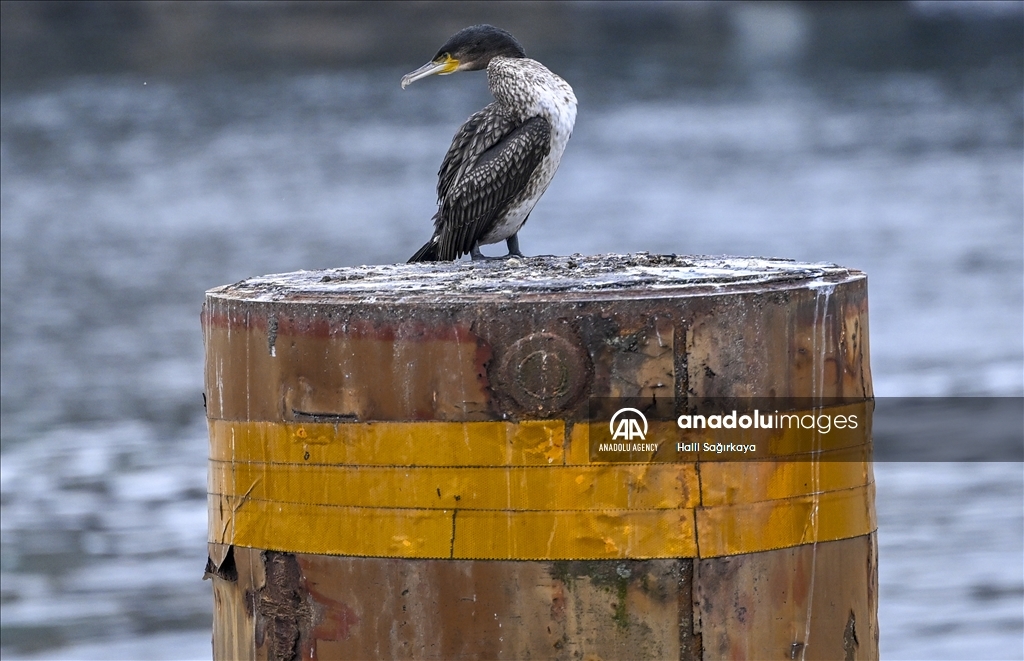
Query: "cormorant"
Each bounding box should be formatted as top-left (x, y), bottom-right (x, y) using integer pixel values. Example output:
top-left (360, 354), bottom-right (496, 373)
top-left (403, 25), bottom-right (576, 262)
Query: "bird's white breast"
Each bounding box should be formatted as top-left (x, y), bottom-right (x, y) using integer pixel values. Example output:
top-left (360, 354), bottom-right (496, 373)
top-left (481, 57), bottom-right (577, 245)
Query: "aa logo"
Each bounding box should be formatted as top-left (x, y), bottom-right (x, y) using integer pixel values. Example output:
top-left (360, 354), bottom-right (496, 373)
top-left (609, 408), bottom-right (648, 441)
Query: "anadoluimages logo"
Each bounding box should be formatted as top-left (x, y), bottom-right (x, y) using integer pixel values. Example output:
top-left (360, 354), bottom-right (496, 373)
top-left (609, 407), bottom-right (648, 441)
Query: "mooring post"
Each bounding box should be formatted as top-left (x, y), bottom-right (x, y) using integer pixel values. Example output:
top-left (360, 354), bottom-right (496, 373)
top-left (203, 254), bottom-right (877, 660)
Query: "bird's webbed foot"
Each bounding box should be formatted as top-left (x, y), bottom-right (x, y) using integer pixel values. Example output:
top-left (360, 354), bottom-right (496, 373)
top-left (469, 236), bottom-right (526, 261)
top-left (469, 244), bottom-right (494, 261)
top-left (505, 234), bottom-right (525, 258)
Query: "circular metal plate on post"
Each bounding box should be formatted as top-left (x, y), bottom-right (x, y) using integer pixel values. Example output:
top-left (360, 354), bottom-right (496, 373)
top-left (497, 332), bottom-right (590, 416)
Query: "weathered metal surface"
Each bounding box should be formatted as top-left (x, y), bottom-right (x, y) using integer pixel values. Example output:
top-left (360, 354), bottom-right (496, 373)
top-left (207, 538), bottom-right (876, 660)
top-left (209, 549), bottom-right (700, 661)
top-left (203, 255), bottom-right (870, 423)
top-left (204, 254), bottom-right (877, 660)
top-left (696, 534), bottom-right (878, 661)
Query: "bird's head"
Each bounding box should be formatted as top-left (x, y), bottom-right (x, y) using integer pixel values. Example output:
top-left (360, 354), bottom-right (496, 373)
top-left (401, 25), bottom-right (526, 89)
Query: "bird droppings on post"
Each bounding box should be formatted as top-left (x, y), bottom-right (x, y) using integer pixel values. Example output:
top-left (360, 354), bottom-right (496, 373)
top-left (214, 253), bottom-right (855, 303)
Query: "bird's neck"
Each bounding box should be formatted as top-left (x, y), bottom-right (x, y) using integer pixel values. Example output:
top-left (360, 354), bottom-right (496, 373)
top-left (487, 57), bottom-right (577, 125)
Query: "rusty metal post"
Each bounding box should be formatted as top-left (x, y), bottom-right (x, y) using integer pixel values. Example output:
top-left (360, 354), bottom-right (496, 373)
top-left (203, 254), bottom-right (877, 660)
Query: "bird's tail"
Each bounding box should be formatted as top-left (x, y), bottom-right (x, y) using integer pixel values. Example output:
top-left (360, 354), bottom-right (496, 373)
top-left (408, 238), bottom-right (439, 263)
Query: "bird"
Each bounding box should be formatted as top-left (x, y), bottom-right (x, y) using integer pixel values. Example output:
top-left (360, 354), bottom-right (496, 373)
top-left (402, 25), bottom-right (577, 262)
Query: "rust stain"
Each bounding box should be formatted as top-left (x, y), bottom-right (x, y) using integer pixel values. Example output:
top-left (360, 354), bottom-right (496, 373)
top-left (791, 548), bottom-right (810, 607)
top-left (204, 303), bottom-right (485, 344)
top-left (303, 582), bottom-right (360, 656)
top-left (550, 581), bottom-right (566, 621)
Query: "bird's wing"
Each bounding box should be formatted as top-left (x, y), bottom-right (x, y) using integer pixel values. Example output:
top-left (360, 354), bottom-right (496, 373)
top-left (436, 103), bottom-right (519, 207)
top-left (436, 116), bottom-right (551, 260)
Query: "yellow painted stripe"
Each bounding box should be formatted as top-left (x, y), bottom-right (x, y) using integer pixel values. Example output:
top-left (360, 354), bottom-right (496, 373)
top-left (695, 483), bottom-right (877, 557)
top-left (208, 412), bottom-right (875, 559)
top-left (453, 508), bottom-right (698, 559)
top-left (210, 403), bottom-right (869, 468)
top-left (209, 419), bottom-right (566, 466)
top-left (208, 484), bottom-right (872, 560)
top-left (209, 494), bottom-right (699, 560)
top-left (209, 460), bottom-right (701, 511)
top-left (699, 449), bottom-right (874, 506)
top-left (209, 495), bottom-right (454, 558)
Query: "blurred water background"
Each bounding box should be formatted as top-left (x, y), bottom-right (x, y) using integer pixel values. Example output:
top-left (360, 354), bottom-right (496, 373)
top-left (1, 1), bottom-right (1022, 659)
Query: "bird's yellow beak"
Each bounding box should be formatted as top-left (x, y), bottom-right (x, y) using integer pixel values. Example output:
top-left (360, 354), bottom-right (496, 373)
top-left (401, 54), bottom-right (460, 89)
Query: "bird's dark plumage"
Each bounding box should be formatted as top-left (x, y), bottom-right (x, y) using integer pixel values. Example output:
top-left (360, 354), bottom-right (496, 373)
top-left (402, 25), bottom-right (576, 262)
top-left (430, 114), bottom-right (551, 261)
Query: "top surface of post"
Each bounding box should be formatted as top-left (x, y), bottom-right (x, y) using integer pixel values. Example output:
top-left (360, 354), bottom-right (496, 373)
top-left (207, 253), bottom-right (863, 303)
